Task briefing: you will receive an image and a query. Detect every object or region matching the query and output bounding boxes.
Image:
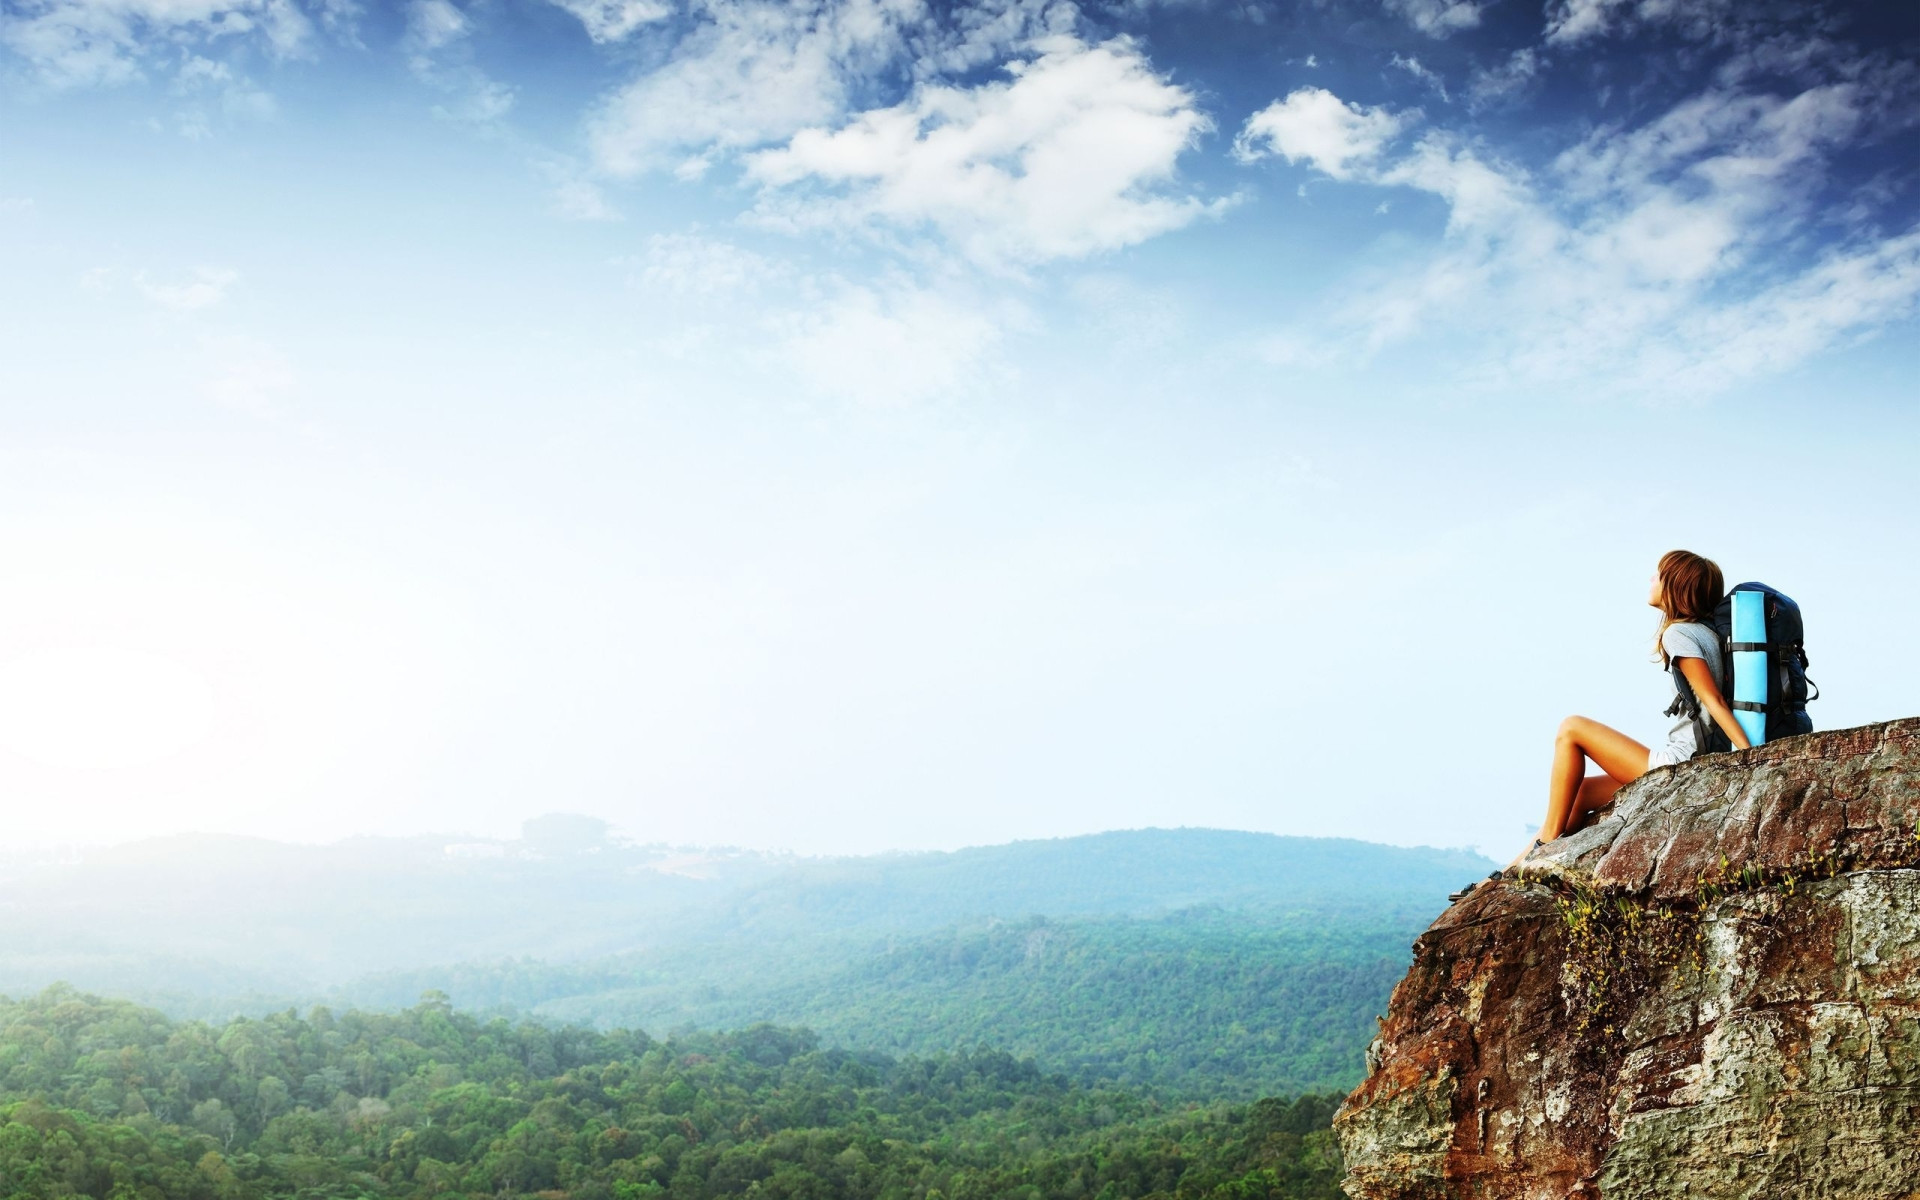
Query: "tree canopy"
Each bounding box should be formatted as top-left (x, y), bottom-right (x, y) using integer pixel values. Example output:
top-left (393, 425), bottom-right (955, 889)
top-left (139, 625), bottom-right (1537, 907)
top-left (0, 987), bottom-right (1344, 1200)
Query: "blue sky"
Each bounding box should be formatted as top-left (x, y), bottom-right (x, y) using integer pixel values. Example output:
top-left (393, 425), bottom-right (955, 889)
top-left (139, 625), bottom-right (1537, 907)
top-left (1, 0), bottom-right (1917, 859)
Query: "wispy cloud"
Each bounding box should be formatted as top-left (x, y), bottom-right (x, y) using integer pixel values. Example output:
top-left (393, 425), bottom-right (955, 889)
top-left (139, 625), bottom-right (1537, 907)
top-left (546, 0), bottom-right (673, 42)
top-left (628, 232), bottom-right (778, 296)
top-left (772, 278), bottom-right (1022, 408)
top-left (0, 0), bottom-right (313, 89)
top-left (1382, 0), bottom-right (1481, 39)
top-left (551, 179), bottom-right (622, 221)
top-left (1466, 47), bottom-right (1540, 110)
top-left (406, 0), bottom-right (469, 52)
top-left (170, 54), bottom-right (278, 139)
top-left (135, 267), bottom-right (240, 312)
top-left (1241, 48), bottom-right (1920, 396)
top-left (1390, 53), bottom-right (1447, 102)
top-left (1544, 0), bottom-right (1730, 46)
top-left (403, 0), bottom-right (515, 125)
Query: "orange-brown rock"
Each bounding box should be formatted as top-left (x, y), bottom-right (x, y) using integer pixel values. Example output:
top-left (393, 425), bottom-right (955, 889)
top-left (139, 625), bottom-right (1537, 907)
top-left (1336, 717), bottom-right (1920, 1200)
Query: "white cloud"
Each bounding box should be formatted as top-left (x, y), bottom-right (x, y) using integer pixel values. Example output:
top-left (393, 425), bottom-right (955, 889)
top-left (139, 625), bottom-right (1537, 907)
top-left (1232, 87), bottom-right (1413, 179)
top-left (1543, 0), bottom-right (1618, 44)
top-left (1246, 72), bottom-right (1920, 396)
top-left (745, 35), bottom-right (1224, 266)
top-left (587, 0), bottom-right (924, 176)
top-left (0, 0), bottom-right (313, 89)
top-left (1384, 0), bottom-right (1481, 39)
top-left (547, 0), bottom-right (672, 42)
top-left (581, 0), bottom-right (1099, 180)
top-left (1375, 134), bottom-right (1527, 233)
top-left (135, 266), bottom-right (239, 312)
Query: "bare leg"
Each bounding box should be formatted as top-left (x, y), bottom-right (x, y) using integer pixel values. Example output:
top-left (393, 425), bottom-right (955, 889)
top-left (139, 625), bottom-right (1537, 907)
top-left (1511, 716), bottom-right (1650, 868)
top-left (1563, 774), bottom-right (1624, 835)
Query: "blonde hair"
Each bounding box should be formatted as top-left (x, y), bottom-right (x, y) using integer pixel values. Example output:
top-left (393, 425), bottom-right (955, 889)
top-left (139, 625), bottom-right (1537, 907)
top-left (1653, 549), bottom-right (1725, 666)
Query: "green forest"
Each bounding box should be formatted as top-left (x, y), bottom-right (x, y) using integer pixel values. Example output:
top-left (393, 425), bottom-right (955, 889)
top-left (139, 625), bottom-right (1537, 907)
top-left (0, 988), bottom-right (1343, 1200)
top-left (0, 832), bottom-right (1481, 1196)
top-left (514, 910), bottom-right (1411, 1099)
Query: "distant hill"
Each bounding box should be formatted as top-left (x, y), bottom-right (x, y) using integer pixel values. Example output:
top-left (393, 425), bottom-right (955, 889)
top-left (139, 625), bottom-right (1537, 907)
top-left (0, 831), bottom-right (777, 983)
top-left (689, 828), bottom-right (1491, 934)
top-left (0, 826), bottom-right (1493, 1097)
top-left (0, 827), bottom-right (1487, 986)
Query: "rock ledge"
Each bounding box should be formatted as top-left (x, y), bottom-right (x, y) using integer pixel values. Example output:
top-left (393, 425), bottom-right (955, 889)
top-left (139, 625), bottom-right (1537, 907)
top-left (1336, 717), bottom-right (1920, 1200)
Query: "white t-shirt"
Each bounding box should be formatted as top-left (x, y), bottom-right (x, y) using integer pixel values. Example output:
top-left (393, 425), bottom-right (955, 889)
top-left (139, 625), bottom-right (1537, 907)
top-left (1649, 621), bottom-right (1726, 769)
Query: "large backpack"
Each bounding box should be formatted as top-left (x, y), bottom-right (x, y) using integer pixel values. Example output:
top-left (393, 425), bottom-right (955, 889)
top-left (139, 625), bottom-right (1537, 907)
top-left (1668, 582), bottom-right (1817, 752)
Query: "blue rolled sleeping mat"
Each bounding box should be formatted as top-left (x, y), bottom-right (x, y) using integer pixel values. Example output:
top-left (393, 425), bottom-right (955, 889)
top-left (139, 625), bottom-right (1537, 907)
top-left (1730, 589), bottom-right (1769, 747)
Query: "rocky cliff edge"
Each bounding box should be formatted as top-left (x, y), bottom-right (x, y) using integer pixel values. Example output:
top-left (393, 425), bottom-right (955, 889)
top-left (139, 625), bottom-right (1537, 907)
top-left (1336, 717), bottom-right (1920, 1200)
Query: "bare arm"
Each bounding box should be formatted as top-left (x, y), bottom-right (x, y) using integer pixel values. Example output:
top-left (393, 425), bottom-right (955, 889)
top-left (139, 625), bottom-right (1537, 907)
top-left (1678, 656), bottom-right (1753, 751)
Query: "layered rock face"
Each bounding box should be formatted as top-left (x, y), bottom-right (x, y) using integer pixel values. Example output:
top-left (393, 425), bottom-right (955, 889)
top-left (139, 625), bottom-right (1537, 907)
top-left (1337, 717), bottom-right (1920, 1200)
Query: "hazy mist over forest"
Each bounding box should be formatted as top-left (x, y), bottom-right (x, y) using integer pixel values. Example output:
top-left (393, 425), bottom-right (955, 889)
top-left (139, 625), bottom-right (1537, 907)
top-left (0, 821), bottom-right (1491, 1096)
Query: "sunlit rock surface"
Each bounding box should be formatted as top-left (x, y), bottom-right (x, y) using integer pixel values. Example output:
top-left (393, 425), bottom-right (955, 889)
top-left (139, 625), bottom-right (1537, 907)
top-left (1336, 717), bottom-right (1920, 1200)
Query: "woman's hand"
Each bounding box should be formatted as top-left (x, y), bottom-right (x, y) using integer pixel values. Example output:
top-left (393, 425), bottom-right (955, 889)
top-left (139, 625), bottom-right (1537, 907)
top-left (1678, 656), bottom-right (1753, 751)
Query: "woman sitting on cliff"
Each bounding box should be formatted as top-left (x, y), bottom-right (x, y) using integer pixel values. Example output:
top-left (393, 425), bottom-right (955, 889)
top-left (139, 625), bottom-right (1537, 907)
top-left (1512, 550), bottom-right (1751, 868)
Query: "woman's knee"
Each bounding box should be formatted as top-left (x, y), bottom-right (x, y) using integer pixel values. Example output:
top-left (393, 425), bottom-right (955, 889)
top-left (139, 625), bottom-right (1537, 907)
top-left (1557, 715), bottom-right (1591, 745)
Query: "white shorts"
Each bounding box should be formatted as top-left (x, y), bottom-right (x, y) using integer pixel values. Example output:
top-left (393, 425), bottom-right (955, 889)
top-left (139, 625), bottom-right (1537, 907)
top-left (1646, 742), bottom-right (1690, 770)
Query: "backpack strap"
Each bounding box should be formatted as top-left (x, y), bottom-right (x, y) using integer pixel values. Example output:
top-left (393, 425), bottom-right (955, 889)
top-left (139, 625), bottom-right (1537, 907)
top-left (1665, 623), bottom-right (1729, 719)
top-left (1672, 666), bottom-right (1770, 714)
top-left (1667, 643), bottom-right (1735, 755)
top-left (1730, 639), bottom-right (1802, 656)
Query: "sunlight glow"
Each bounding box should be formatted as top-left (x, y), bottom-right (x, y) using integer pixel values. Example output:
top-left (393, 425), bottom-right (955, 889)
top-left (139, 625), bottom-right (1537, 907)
top-left (0, 646), bottom-right (216, 770)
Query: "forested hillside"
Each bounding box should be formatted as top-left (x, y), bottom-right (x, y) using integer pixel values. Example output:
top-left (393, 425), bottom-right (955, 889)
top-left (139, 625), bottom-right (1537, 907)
top-left (0, 828), bottom-right (1488, 1101)
top-left (0, 988), bottom-right (1343, 1199)
top-left (513, 910), bottom-right (1411, 1098)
